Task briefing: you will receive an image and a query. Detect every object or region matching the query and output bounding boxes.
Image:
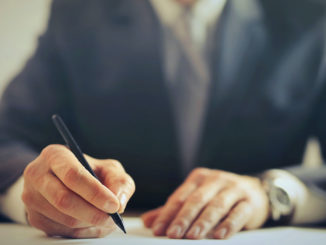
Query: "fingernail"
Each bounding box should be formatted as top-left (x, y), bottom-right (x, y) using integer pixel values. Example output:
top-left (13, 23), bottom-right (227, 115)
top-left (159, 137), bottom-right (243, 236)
top-left (168, 225), bottom-right (182, 238)
top-left (216, 228), bottom-right (228, 239)
top-left (188, 226), bottom-right (201, 238)
top-left (119, 193), bottom-right (127, 209)
top-left (153, 223), bottom-right (165, 235)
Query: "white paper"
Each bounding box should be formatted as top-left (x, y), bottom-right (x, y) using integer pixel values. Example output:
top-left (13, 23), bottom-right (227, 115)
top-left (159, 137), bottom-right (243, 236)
top-left (1, 217), bottom-right (325, 245)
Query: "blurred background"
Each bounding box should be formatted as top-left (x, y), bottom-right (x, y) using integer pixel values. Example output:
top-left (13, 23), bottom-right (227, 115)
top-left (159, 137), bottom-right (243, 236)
top-left (0, 0), bottom-right (323, 167)
top-left (0, 0), bottom-right (51, 93)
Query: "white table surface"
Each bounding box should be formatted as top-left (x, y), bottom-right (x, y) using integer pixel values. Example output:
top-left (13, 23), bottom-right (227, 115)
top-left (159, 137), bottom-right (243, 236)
top-left (1, 217), bottom-right (325, 245)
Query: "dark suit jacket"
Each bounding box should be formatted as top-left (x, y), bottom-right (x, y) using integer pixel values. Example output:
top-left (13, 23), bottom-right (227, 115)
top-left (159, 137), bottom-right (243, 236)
top-left (1, 0), bottom-right (326, 215)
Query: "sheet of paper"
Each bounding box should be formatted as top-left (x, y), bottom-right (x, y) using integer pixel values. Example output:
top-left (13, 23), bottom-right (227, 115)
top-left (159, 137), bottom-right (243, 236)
top-left (1, 217), bottom-right (325, 245)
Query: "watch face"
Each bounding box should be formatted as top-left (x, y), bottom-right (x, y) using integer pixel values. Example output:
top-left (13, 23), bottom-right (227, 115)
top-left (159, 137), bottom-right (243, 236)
top-left (275, 188), bottom-right (291, 206)
top-left (270, 186), bottom-right (293, 214)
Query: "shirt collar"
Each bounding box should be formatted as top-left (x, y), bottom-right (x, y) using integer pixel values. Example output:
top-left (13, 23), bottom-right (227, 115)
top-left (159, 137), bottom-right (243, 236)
top-left (150, 0), bottom-right (227, 28)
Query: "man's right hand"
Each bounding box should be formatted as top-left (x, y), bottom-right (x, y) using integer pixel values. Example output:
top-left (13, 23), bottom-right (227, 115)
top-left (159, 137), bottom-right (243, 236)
top-left (22, 144), bottom-right (135, 238)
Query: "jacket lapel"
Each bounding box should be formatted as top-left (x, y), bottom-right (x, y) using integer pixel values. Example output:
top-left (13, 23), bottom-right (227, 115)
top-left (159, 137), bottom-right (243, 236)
top-left (213, 0), bottom-right (267, 105)
top-left (102, 0), bottom-right (181, 174)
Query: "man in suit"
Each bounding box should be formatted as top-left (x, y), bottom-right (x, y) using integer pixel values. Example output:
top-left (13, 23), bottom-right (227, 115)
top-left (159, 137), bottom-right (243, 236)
top-left (0, 0), bottom-right (326, 240)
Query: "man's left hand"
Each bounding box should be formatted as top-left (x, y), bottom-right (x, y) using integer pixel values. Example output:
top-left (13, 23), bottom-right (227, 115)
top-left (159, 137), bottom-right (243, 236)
top-left (141, 168), bottom-right (269, 239)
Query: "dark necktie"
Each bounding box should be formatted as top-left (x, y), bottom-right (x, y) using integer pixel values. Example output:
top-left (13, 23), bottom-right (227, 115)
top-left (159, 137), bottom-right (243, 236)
top-left (168, 9), bottom-right (211, 176)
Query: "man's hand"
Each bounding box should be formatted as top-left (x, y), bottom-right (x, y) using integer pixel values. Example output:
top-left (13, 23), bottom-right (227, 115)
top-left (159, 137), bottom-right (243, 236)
top-left (22, 144), bottom-right (135, 238)
top-left (142, 168), bottom-right (269, 240)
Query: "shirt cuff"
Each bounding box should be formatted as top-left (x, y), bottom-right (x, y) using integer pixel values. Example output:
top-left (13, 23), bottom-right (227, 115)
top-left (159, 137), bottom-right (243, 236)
top-left (0, 176), bottom-right (27, 224)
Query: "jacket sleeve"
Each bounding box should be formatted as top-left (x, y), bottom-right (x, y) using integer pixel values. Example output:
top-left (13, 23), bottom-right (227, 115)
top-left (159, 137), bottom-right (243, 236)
top-left (287, 18), bottom-right (326, 189)
top-left (0, 2), bottom-right (70, 193)
top-left (309, 39), bottom-right (326, 189)
top-left (261, 19), bottom-right (326, 225)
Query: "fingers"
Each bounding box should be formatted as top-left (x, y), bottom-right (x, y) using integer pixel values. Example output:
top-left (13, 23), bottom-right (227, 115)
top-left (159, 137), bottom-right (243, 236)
top-left (37, 172), bottom-right (113, 227)
top-left (42, 145), bottom-right (120, 214)
top-left (150, 168), bottom-right (212, 236)
top-left (166, 179), bottom-right (224, 239)
top-left (26, 208), bottom-right (116, 238)
top-left (147, 168), bottom-right (263, 240)
top-left (214, 201), bottom-right (253, 239)
top-left (141, 207), bottom-right (162, 228)
top-left (26, 208), bottom-right (74, 238)
top-left (22, 189), bottom-right (88, 229)
top-left (103, 169), bottom-right (135, 213)
top-left (185, 188), bottom-right (245, 239)
top-left (73, 225), bottom-right (116, 239)
top-left (87, 156), bottom-right (135, 214)
top-left (151, 179), bottom-right (199, 236)
top-left (23, 144), bottom-right (135, 238)
top-left (92, 158), bottom-right (135, 213)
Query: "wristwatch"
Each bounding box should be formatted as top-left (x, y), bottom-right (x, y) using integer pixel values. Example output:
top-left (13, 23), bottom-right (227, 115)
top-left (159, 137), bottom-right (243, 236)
top-left (261, 170), bottom-right (296, 225)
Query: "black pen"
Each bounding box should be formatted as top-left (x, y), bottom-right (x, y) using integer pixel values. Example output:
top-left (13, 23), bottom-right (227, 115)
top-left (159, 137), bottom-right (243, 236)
top-left (51, 114), bottom-right (126, 234)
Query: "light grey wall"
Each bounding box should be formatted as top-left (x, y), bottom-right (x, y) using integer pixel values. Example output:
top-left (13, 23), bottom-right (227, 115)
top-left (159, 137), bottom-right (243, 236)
top-left (0, 0), bottom-right (52, 94)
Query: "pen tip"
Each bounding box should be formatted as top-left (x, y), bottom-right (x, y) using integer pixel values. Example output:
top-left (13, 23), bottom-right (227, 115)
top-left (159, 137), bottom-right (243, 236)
top-left (111, 213), bottom-right (127, 234)
top-left (117, 220), bottom-right (126, 234)
top-left (121, 224), bottom-right (127, 234)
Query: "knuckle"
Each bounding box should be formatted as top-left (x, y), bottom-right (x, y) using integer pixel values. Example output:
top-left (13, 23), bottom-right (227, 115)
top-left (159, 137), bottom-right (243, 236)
top-left (192, 167), bottom-right (209, 177)
top-left (109, 159), bottom-right (124, 170)
top-left (200, 210), bottom-right (217, 224)
top-left (64, 217), bottom-right (80, 228)
top-left (214, 201), bottom-right (227, 211)
top-left (250, 177), bottom-right (261, 186)
top-left (174, 217), bottom-right (189, 227)
top-left (89, 184), bottom-right (102, 202)
top-left (23, 163), bottom-right (36, 180)
top-left (168, 196), bottom-right (185, 208)
top-left (125, 174), bottom-right (136, 190)
top-left (35, 175), bottom-right (47, 189)
top-left (91, 212), bottom-right (107, 226)
top-left (54, 190), bottom-right (73, 210)
top-left (116, 176), bottom-right (129, 186)
top-left (41, 144), bottom-right (64, 166)
top-left (188, 191), bottom-right (205, 203)
top-left (228, 182), bottom-right (238, 190)
top-left (21, 191), bottom-right (32, 206)
top-left (115, 174), bottom-right (136, 197)
top-left (210, 197), bottom-right (227, 211)
top-left (115, 174), bottom-right (135, 193)
top-left (63, 167), bottom-right (81, 187)
top-left (41, 144), bottom-right (60, 159)
top-left (211, 170), bottom-right (222, 179)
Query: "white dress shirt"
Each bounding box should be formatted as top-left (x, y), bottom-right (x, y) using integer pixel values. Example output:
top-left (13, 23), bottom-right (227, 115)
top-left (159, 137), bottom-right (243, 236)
top-left (0, 176), bottom-right (26, 224)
